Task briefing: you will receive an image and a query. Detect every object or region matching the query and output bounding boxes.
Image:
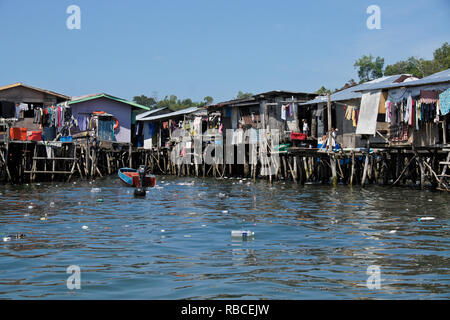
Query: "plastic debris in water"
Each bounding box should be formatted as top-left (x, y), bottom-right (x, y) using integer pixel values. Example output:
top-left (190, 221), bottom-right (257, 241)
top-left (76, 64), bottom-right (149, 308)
top-left (50, 202), bottom-right (55, 208)
top-left (28, 205), bottom-right (33, 209)
top-left (91, 188), bottom-right (101, 193)
top-left (218, 193), bottom-right (226, 198)
top-left (97, 199), bottom-right (103, 203)
top-left (222, 210), bottom-right (229, 214)
top-left (388, 230), bottom-right (397, 234)
top-left (82, 226), bottom-right (89, 230)
top-left (40, 217), bottom-right (46, 221)
top-left (3, 237), bottom-right (11, 242)
top-left (231, 230), bottom-right (255, 239)
top-left (418, 217), bottom-right (435, 222)
top-left (160, 229), bottom-right (165, 232)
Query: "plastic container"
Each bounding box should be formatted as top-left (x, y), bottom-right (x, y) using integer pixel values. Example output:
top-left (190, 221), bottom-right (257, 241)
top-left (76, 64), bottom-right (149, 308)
top-left (60, 136), bottom-right (73, 142)
top-left (290, 132), bottom-right (306, 140)
top-left (231, 230), bottom-right (255, 239)
top-left (10, 128), bottom-right (27, 141)
top-left (27, 131), bottom-right (42, 141)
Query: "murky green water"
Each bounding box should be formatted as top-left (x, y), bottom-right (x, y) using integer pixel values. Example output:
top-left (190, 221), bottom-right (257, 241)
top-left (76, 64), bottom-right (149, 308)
top-left (0, 176), bottom-right (449, 299)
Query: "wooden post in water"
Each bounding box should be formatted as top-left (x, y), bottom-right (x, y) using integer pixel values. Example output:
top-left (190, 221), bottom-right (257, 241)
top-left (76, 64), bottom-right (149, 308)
top-left (361, 138), bottom-right (370, 187)
top-left (129, 143), bottom-right (132, 168)
top-left (85, 137), bottom-right (90, 177)
top-left (330, 154), bottom-right (337, 187)
top-left (3, 122), bottom-right (12, 182)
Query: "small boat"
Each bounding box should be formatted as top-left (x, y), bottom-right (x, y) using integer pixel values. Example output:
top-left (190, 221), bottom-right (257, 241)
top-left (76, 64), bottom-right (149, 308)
top-left (118, 167), bottom-right (156, 188)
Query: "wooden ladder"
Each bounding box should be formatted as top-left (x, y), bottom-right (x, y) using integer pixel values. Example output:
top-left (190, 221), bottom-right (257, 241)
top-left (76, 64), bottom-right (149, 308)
top-left (437, 148), bottom-right (450, 192)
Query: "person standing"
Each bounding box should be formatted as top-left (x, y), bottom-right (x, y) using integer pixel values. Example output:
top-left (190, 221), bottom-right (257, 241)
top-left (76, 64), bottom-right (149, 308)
top-left (302, 119), bottom-right (309, 136)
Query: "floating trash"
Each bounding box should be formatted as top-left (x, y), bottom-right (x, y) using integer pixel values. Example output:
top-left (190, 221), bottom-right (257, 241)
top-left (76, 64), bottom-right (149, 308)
top-left (97, 199), bottom-right (104, 203)
top-left (40, 217), bottom-right (46, 221)
top-left (3, 237), bottom-right (11, 242)
top-left (28, 205), bottom-right (33, 209)
top-left (201, 224), bottom-right (206, 227)
top-left (231, 230), bottom-right (254, 239)
top-left (91, 188), bottom-right (101, 193)
top-left (222, 210), bottom-right (229, 214)
top-left (160, 229), bottom-right (165, 232)
top-left (82, 226), bottom-right (89, 230)
top-left (418, 217), bottom-right (435, 222)
top-left (388, 230), bottom-right (397, 234)
top-left (218, 193), bottom-right (226, 198)
top-left (184, 235), bottom-right (191, 238)
top-left (50, 202), bottom-right (55, 208)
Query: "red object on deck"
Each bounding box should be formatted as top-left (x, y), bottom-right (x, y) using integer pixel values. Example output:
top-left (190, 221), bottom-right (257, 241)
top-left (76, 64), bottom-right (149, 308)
top-left (290, 132), bottom-right (306, 140)
top-left (123, 171), bottom-right (156, 188)
top-left (27, 131), bottom-right (42, 141)
top-left (10, 128), bottom-right (27, 141)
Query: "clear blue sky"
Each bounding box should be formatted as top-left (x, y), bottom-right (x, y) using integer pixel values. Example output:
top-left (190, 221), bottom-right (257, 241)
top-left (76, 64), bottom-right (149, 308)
top-left (0, 0), bottom-right (448, 103)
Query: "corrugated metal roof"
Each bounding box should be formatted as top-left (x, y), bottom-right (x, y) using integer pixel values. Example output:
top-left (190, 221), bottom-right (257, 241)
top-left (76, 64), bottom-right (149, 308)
top-left (137, 106), bottom-right (201, 122)
top-left (69, 93), bottom-right (150, 111)
top-left (300, 74), bottom-right (409, 105)
top-left (136, 107), bottom-right (169, 120)
top-left (0, 82), bottom-right (70, 100)
top-left (356, 68), bottom-right (450, 91)
top-left (209, 90), bottom-right (317, 109)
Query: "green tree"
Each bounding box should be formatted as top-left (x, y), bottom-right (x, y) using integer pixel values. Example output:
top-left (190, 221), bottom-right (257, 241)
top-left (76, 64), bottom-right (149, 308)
top-left (433, 42), bottom-right (450, 70)
top-left (384, 56), bottom-right (440, 78)
top-left (133, 95), bottom-right (157, 109)
top-left (315, 86), bottom-right (331, 95)
top-left (354, 55), bottom-right (384, 82)
top-left (236, 91), bottom-right (253, 99)
top-left (203, 96), bottom-right (214, 105)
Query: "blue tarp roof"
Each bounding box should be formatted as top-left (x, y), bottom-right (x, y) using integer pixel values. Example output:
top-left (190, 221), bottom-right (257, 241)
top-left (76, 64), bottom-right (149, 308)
top-left (300, 74), bottom-right (409, 105)
top-left (355, 68), bottom-right (450, 91)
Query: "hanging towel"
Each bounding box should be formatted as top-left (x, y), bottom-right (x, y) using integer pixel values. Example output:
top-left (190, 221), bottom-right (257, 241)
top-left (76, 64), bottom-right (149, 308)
top-left (439, 88), bottom-right (450, 116)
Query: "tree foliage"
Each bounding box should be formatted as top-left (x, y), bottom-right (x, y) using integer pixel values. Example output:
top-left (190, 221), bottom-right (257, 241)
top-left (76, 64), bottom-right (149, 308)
top-left (354, 55), bottom-right (384, 82)
top-left (315, 86), bottom-right (331, 95)
top-left (132, 95), bottom-right (157, 109)
top-left (133, 94), bottom-right (214, 111)
top-left (360, 42), bottom-right (449, 81)
top-left (235, 91), bottom-right (253, 99)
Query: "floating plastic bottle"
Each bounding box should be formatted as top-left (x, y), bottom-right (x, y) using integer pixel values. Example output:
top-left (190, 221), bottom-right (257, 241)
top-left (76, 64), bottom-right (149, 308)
top-left (231, 230), bottom-right (254, 239)
top-left (418, 217), bottom-right (435, 222)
